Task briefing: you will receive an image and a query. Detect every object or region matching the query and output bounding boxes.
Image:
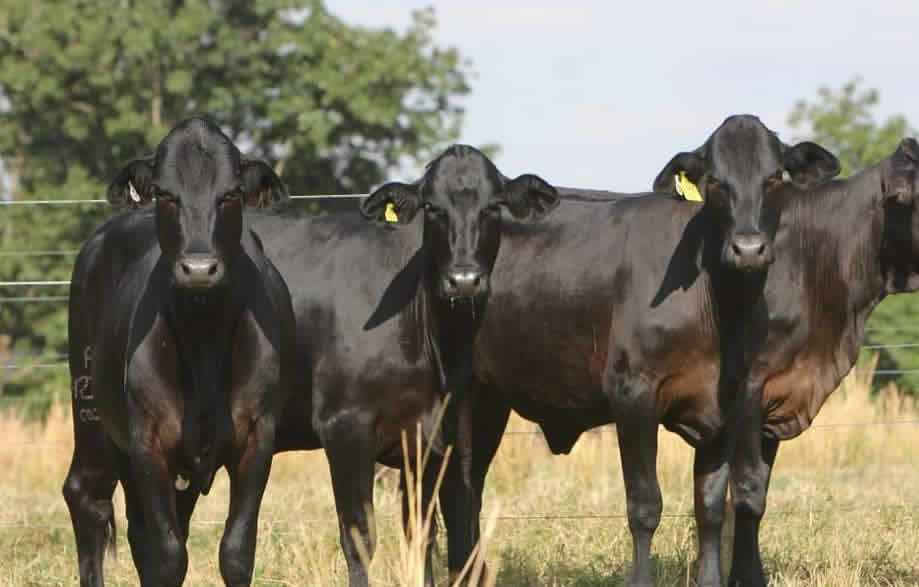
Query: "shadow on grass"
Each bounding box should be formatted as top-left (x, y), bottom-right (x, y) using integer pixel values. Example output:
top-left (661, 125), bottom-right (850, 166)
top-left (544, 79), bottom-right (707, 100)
top-left (494, 544), bottom-right (692, 586)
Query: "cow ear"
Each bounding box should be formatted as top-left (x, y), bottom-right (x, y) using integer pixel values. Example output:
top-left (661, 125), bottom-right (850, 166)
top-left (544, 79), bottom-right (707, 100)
top-left (241, 159), bottom-right (289, 208)
top-left (501, 174), bottom-right (559, 221)
top-left (652, 151), bottom-right (705, 197)
top-left (107, 158), bottom-right (154, 207)
top-left (884, 138), bottom-right (919, 203)
top-left (360, 182), bottom-right (422, 226)
top-left (783, 141), bottom-right (840, 189)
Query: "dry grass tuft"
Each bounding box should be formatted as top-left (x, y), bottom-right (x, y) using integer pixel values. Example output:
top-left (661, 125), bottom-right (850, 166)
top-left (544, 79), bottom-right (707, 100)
top-left (2, 360), bottom-right (919, 585)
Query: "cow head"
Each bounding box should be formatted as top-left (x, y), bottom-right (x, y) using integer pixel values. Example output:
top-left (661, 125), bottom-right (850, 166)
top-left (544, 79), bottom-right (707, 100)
top-left (107, 117), bottom-right (288, 293)
top-left (654, 115), bottom-right (840, 272)
top-left (881, 138), bottom-right (919, 279)
top-left (361, 145), bottom-right (558, 301)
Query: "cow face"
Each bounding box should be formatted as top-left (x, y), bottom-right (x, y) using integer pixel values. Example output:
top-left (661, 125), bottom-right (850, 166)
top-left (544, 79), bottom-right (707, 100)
top-left (107, 118), bottom-right (288, 293)
top-left (361, 145), bottom-right (558, 301)
top-left (654, 115), bottom-right (840, 272)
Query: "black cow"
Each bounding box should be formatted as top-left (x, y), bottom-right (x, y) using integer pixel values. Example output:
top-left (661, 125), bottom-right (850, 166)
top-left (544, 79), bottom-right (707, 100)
top-left (445, 115), bottom-right (839, 587)
top-left (688, 138), bottom-right (919, 586)
top-left (66, 143), bottom-right (558, 586)
top-left (255, 145), bottom-right (558, 587)
top-left (63, 118), bottom-right (295, 586)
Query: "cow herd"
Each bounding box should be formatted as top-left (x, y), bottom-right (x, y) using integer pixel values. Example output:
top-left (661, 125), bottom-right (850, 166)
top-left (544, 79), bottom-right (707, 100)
top-left (58, 114), bottom-right (919, 587)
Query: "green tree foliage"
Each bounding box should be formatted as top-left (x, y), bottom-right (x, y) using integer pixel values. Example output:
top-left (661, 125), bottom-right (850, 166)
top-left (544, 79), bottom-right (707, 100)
top-left (789, 77), bottom-right (919, 392)
top-left (0, 0), bottom-right (471, 400)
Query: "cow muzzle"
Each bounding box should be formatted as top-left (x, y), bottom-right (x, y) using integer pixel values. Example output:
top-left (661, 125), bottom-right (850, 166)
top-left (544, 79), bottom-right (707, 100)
top-left (724, 233), bottom-right (774, 271)
top-left (442, 266), bottom-right (489, 299)
top-left (173, 254), bottom-right (226, 290)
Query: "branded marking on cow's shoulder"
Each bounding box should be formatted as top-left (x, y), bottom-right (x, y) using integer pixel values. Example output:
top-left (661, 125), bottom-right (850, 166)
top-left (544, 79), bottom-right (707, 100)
top-left (78, 408), bottom-right (100, 422)
top-left (72, 375), bottom-right (93, 401)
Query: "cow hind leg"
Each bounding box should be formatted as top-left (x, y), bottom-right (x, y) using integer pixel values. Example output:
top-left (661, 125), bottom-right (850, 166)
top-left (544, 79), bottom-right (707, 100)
top-left (63, 449), bottom-right (117, 587)
top-left (399, 456), bottom-right (439, 587)
top-left (729, 436), bottom-right (779, 587)
top-left (219, 418), bottom-right (276, 587)
top-left (614, 379), bottom-right (661, 587)
top-left (320, 411), bottom-right (377, 587)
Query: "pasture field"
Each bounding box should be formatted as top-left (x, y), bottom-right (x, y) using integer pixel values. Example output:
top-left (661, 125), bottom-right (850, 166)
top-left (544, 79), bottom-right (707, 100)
top-left (3, 362), bottom-right (919, 586)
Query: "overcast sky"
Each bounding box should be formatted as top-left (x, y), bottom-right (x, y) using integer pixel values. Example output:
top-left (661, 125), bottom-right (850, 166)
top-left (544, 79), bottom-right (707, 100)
top-left (332, 1), bottom-right (918, 192)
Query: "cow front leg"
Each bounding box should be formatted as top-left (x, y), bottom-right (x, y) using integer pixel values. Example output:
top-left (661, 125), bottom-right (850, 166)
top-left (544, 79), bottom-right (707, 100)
top-left (63, 439), bottom-right (117, 587)
top-left (321, 411), bottom-right (377, 587)
top-left (128, 448), bottom-right (187, 587)
top-left (615, 380), bottom-right (661, 587)
top-left (219, 416), bottom-right (275, 586)
top-left (729, 435), bottom-right (779, 587)
top-left (440, 386), bottom-right (510, 586)
top-left (693, 433), bottom-right (730, 587)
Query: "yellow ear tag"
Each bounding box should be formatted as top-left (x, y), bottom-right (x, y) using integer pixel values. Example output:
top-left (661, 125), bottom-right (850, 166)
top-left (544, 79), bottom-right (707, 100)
top-left (675, 171), bottom-right (703, 202)
top-left (384, 202), bottom-right (399, 223)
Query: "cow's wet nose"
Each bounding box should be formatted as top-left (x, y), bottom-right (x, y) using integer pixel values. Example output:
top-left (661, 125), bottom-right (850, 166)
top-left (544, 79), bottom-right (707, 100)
top-left (443, 267), bottom-right (488, 298)
top-left (727, 233), bottom-right (774, 270)
top-left (174, 254), bottom-right (225, 289)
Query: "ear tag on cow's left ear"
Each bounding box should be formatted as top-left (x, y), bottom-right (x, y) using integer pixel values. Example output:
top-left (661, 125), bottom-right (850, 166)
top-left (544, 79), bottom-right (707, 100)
top-left (675, 171), bottom-right (703, 202)
top-left (384, 202), bottom-right (399, 222)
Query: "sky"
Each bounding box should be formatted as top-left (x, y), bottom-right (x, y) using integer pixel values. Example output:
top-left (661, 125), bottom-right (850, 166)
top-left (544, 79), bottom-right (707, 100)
top-left (331, 0), bottom-right (918, 192)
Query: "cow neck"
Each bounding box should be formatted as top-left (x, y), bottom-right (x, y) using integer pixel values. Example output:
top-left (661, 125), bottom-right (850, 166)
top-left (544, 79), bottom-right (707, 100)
top-left (700, 203), bottom-right (770, 384)
top-left (784, 167), bottom-right (888, 379)
top-left (418, 245), bottom-right (485, 402)
top-left (164, 249), bottom-right (244, 495)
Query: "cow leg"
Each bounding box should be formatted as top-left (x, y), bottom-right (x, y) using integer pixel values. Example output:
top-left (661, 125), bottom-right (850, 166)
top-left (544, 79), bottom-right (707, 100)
top-left (63, 441), bottom-right (118, 587)
top-left (440, 389), bottom-right (510, 586)
top-left (219, 418), bottom-right (276, 587)
top-left (693, 433), bottom-right (730, 587)
top-left (321, 412), bottom-right (376, 587)
top-left (615, 381), bottom-right (661, 587)
top-left (174, 481), bottom-right (200, 543)
top-left (728, 436), bottom-right (779, 587)
top-left (115, 450), bottom-right (148, 581)
top-left (127, 448), bottom-right (187, 587)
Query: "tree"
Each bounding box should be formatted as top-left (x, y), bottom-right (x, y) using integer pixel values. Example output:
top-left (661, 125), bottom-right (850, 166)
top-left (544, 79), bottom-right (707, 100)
top-left (0, 0), bottom-right (472, 400)
top-left (789, 77), bottom-right (919, 392)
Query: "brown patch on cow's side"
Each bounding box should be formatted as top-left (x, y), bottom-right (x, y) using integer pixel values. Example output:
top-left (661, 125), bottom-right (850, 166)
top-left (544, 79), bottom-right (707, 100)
top-left (655, 350), bottom-right (721, 447)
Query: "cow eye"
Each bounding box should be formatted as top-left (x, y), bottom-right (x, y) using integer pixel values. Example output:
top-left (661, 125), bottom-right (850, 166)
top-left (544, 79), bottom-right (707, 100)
top-left (155, 190), bottom-right (177, 204)
top-left (424, 204), bottom-right (446, 217)
top-left (764, 172), bottom-right (783, 190)
top-left (219, 190), bottom-right (242, 206)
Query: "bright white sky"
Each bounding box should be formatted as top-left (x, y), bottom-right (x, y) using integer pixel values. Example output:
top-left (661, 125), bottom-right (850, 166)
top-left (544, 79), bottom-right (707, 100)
top-left (332, 0), bottom-right (918, 191)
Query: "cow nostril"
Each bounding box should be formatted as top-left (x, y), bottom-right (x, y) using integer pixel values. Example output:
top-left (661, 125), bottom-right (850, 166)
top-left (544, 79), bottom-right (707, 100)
top-left (756, 243), bottom-right (766, 256)
top-left (181, 263), bottom-right (191, 276)
top-left (732, 243), bottom-right (743, 256)
top-left (208, 263), bottom-right (218, 276)
top-left (473, 275), bottom-right (481, 287)
top-left (447, 277), bottom-right (457, 289)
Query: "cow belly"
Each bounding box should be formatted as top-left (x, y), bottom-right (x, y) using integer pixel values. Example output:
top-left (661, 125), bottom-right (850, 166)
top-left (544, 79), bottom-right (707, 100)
top-left (655, 362), bottom-right (721, 447)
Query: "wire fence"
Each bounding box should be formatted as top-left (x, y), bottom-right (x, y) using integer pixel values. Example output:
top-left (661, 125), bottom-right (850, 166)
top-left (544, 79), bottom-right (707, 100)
top-left (3, 195), bottom-right (919, 533)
